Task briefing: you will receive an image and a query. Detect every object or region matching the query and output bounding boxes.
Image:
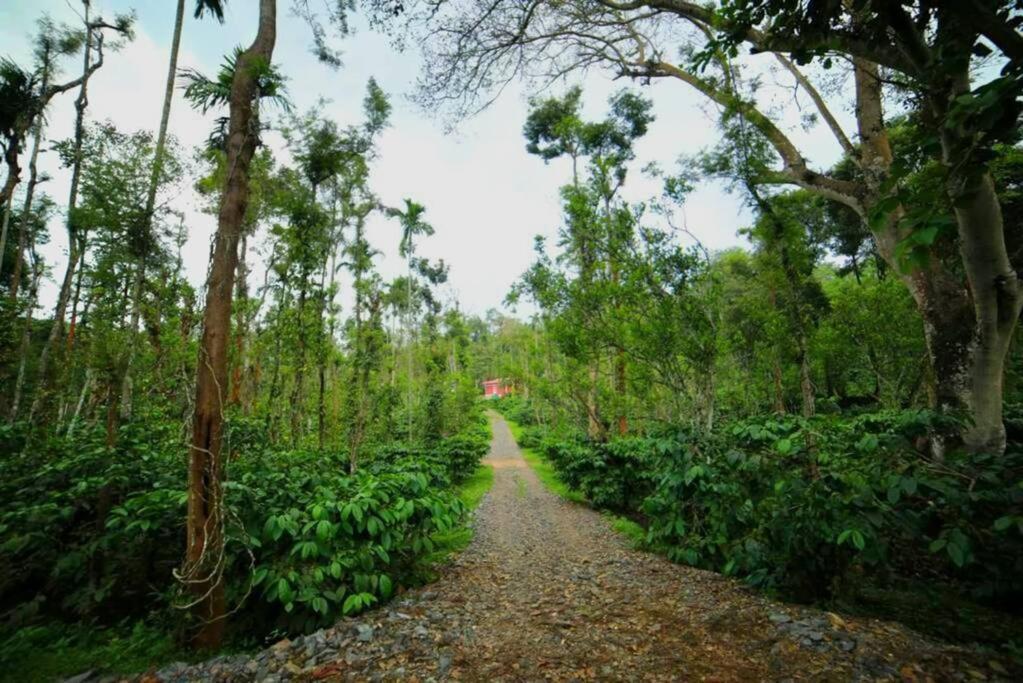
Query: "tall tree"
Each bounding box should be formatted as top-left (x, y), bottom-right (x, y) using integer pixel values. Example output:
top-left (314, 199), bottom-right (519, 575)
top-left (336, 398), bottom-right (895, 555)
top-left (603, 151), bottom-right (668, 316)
top-left (184, 0), bottom-right (276, 650)
top-left (391, 0), bottom-right (1023, 453)
top-left (119, 0), bottom-right (228, 429)
top-left (27, 2), bottom-right (133, 425)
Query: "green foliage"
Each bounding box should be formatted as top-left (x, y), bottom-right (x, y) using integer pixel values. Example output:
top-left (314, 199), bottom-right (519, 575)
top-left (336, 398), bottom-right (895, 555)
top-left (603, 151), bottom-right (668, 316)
top-left (517, 411), bottom-right (1023, 604)
top-left (0, 411), bottom-right (490, 642)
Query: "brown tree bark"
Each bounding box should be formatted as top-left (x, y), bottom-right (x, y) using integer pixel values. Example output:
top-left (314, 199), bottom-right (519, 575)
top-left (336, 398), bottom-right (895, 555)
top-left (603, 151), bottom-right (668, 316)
top-left (185, 0), bottom-right (276, 650)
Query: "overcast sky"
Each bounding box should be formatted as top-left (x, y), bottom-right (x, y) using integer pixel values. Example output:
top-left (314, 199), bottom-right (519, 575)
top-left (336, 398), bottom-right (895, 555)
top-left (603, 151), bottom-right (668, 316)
top-left (1, 1), bottom-right (854, 318)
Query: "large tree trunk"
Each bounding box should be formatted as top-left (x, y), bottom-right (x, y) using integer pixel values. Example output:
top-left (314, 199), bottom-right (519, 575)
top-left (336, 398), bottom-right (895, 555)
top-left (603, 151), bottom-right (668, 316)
top-left (857, 47), bottom-right (1022, 454)
top-left (185, 0), bottom-right (276, 651)
top-left (230, 232), bottom-right (249, 408)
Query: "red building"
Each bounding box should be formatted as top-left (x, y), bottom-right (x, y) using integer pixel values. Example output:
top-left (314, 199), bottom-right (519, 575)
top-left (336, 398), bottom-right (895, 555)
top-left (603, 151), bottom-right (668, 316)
top-left (482, 378), bottom-right (512, 399)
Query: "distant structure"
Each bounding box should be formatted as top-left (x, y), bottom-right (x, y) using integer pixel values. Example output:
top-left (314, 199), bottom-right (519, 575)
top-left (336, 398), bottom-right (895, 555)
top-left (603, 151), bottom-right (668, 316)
top-left (482, 378), bottom-right (512, 399)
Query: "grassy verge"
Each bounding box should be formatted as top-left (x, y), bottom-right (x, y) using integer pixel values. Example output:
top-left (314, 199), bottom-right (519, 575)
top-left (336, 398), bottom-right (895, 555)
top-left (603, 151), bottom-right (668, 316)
top-left (505, 418), bottom-right (585, 504)
top-left (503, 416), bottom-right (645, 548)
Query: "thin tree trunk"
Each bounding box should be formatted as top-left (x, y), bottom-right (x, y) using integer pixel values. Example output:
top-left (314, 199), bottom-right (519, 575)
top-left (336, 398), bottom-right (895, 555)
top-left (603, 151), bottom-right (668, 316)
top-left (28, 12), bottom-right (98, 425)
top-left (185, 0), bottom-right (276, 651)
top-left (9, 253), bottom-right (42, 423)
top-left (8, 100), bottom-right (47, 301)
top-left (290, 275), bottom-right (309, 446)
top-left (118, 0), bottom-right (186, 432)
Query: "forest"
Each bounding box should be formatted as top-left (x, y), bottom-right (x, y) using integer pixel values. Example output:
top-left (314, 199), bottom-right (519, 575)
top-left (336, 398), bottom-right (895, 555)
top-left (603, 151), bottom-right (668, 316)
top-left (1, 0), bottom-right (1022, 681)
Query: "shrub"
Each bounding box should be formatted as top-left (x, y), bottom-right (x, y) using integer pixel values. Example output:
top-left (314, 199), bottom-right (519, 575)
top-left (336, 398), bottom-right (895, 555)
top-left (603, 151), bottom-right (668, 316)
top-left (0, 412), bottom-right (491, 641)
top-left (528, 410), bottom-right (1023, 604)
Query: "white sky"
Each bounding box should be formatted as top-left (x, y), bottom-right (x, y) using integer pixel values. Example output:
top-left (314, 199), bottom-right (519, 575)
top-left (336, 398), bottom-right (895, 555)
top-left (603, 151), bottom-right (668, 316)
top-left (1, 1), bottom-right (854, 318)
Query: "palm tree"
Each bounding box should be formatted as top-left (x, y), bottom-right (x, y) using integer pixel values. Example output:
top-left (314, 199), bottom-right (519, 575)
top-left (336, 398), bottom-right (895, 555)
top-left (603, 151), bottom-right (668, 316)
top-left (385, 199), bottom-right (433, 445)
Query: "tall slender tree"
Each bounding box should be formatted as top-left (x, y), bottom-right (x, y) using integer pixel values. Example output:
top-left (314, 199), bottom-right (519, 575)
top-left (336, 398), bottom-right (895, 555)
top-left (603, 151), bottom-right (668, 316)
top-left (184, 0), bottom-right (276, 650)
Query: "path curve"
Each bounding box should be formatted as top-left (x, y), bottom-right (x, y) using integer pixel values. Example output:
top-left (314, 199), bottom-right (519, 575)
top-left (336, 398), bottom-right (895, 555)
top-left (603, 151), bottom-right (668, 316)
top-left (144, 412), bottom-right (1008, 682)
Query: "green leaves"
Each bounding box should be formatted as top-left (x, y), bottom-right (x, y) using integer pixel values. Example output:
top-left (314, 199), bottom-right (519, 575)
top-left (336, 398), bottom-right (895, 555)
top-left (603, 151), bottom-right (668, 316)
top-left (836, 529), bottom-right (866, 551)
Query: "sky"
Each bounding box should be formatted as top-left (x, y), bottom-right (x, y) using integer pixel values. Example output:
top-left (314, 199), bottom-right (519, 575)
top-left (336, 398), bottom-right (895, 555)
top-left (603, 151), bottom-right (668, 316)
top-left (0, 1), bottom-right (853, 318)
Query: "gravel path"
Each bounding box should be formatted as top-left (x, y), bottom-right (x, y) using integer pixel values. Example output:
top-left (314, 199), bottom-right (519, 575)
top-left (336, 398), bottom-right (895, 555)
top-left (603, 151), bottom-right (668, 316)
top-left (140, 412), bottom-right (1014, 682)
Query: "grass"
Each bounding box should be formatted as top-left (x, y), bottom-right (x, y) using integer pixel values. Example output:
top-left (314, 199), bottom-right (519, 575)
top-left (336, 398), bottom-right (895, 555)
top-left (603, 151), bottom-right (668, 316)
top-left (503, 415), bottom-right (648, 547)
top-left (0, 620), bottom-right (199, 683)
top-left (607, 513), bottom-right (646, 548)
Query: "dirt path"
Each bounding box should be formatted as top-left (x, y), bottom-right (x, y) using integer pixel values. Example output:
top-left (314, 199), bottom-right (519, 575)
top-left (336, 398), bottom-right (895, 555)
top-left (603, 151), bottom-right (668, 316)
top-left (147, 412), bottom-right (1010, 682)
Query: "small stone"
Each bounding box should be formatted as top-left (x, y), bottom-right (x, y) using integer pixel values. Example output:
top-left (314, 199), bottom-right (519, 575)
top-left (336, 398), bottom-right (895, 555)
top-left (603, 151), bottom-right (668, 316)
top-left (769, 613), bottom-right (792, 624)
top-left (438, 653), bottom-right (453, 676)
top-left (356, 623), bottom-right (375, 642)
top-left (284, 662), bottom-right (303, 675)
top-left (838, 639), bottom-right (857, 652)
top-left (414, 625), bottom-right (430, 639)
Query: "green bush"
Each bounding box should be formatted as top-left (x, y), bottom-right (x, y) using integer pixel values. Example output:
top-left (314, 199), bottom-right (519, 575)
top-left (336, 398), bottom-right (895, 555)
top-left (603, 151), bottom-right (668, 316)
top-left (0, 411), bottom-right (490, 641)
top-left (492, 395), bottom-right (538, 426)
top-left (527, 410), bottom-right (1023, 604)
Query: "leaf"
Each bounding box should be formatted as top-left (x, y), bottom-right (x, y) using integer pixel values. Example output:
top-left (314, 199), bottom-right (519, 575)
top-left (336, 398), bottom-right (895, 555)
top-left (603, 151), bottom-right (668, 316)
top-left (947, 542), bottom-right (966, 568)
top-left (994, 516), bottom-right (1013, 531)
top-left (278, 578), bottom-right (292, 604)
top-left (379, 574), bottom-right (393, 598)
top-left (342, 593), bottom-right (362, 615)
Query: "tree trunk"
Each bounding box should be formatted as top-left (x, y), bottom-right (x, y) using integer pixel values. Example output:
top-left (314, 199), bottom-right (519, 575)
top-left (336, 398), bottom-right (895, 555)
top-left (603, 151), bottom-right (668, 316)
top-left (798, 333), bottom-right (815, 418)
top-left (0, 142), bottom-right (22, 273)
top-left (117, 0), bottom-right (186, 433)
top-left (185, 0), bottom-right (276, 651)
top-left (28, 14), bottom-right (97, 425)
top-left (9, 254), bottom-right (42, 423)
top-left (230, 232), bottom-right (249, 407)
top-left (290, 275), bottom-right (308, 447)
top-left (614, 348), bottom-right (627, 435)
top-left (8, 99), bottom-right (46, 301)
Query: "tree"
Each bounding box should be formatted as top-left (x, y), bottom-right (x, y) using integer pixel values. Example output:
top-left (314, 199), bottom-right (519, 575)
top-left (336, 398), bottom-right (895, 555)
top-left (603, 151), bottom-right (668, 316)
top-left (389, 0), bottom-right (1023, 453)
top-left (385, 199), bottom-right (435, 445)
top-left (119, 0), bottom-right (229, 430)
top-left (183, 0), bottom-right (276, 650)
top-left (0, 19), bottom-right (84, 293)
top-left (519, 87), bottom-right (653, 437)
top-left (27, 3), bottom-right (134, 425)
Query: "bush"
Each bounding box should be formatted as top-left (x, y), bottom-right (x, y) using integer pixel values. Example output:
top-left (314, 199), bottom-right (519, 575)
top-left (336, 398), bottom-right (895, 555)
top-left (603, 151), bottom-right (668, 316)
top-left (0, 411), bottom-right (491, 641)
top-left (527, 410), bottom-right (1023, 604)
top-left (492, 395), bottom-right (538, 426)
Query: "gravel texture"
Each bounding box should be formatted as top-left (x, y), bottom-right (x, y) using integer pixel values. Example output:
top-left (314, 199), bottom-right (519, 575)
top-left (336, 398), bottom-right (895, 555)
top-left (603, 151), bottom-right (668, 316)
top-left (101, 412), bottom-right (1015, 682)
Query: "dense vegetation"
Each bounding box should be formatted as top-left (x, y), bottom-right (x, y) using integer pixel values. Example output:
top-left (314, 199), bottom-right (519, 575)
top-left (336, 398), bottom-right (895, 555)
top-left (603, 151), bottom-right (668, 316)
top-left (2, 0), bottom-right (1023, 676)
top-left (0, 2), bottom-right (496, 674)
